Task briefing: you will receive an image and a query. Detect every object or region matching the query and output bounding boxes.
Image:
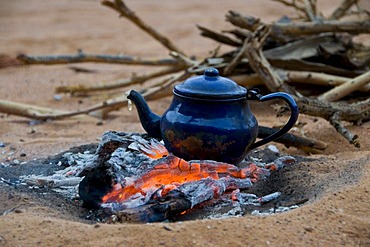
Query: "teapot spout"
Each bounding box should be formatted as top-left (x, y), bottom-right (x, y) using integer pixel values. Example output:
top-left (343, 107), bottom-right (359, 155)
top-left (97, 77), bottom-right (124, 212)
top-left (127, 90), bottom-right (162, 139)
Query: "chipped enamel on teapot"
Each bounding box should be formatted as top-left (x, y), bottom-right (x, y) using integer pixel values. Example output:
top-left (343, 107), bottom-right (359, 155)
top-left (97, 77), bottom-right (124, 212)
top-left (127, 68), bottom-right (298, 164)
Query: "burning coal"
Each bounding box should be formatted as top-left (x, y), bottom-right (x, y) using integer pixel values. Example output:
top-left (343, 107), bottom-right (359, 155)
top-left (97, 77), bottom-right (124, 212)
top-left (76, 132), bottom-right (295, 221)
top-left (101, 155), bottom-right (268, 208)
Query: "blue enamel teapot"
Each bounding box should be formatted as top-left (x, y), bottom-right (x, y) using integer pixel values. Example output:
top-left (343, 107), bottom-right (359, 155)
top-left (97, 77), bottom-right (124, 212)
top-left (127, 68), bottom-right (298, 164)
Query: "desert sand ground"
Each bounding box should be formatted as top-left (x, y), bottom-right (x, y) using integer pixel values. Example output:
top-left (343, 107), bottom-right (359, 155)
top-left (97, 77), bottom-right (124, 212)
top-left (0, 1), bottom-right (369, 246)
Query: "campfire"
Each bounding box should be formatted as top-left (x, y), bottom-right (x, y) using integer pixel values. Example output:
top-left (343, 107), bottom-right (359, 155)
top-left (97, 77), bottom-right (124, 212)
top-left (13, 131), bottom-right (298, 223)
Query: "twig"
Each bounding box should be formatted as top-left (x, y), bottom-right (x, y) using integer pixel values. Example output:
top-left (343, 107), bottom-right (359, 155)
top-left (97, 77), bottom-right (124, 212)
top-left (258, 126), bottom-right (327, 153)
top-left (311, 0), bottom-right (318, 17)
top-left (275, 20), bottom-right (370, 36)
top-left (279, 70), bottom-right (370, 92)
top-left (226, 11), bottom-right (262, 32)
top-left (223, 32), bottom-right (251, 75)
top-left (0, 100), bottom-right (69, 120)
top-left (55, 66), bottom-right (184, 94)
top-left (318, 70), bottom-right (370, 101)
top-left (330, 112), bottom-right (359, 147)
top-left (302, 0), bottom-right (318, 21)
top-left (197, 25), bottom-right (241, 47)
top-left (17, 52), bottom-right (179, 66)
top-left (329, 0), bottom-right (359, 20)
top-left (101, 0), bottom-right (186, 55)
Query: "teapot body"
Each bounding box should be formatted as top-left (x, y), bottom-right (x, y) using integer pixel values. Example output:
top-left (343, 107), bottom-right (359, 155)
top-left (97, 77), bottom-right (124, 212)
top-left (161, 94), bottom-right (258, 164)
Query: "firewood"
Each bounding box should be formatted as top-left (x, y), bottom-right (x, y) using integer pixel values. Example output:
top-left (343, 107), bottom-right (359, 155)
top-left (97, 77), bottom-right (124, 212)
top-left (17, 52), bottom-right (179, 66)
top-left (226, 10), bottom-right (370, 39)
top-left (197, 25), bottom-right (242, 47)
top-left (318, 71), bottom-right (370, 102)
top-left (0, 100), bottom-right (69, 120)
top-left (279, 70), bottom-right (370, 92)
top-left (242, 24), bottom-right (369, 146)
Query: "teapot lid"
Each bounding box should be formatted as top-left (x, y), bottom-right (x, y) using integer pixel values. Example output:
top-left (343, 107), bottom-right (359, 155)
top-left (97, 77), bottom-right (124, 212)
top-left (174, 68), bottom-right (247, 100)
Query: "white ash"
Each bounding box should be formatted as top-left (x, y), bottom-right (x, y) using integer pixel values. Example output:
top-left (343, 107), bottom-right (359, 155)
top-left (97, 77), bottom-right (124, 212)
top-left (251, 205), bottom-right (299, 216)
top-left (207, 191), bottom-right (293, 220)
top-left (19, 151), bottom-right (97, 197)
top-left (206, 203), bottom-right (244, 219)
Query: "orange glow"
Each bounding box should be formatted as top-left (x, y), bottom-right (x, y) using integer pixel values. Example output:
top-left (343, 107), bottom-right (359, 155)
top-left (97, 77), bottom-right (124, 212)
top-left (101, 142), bottom-right (263, 204)
top-left (142, 147), bottom-right (169, 159)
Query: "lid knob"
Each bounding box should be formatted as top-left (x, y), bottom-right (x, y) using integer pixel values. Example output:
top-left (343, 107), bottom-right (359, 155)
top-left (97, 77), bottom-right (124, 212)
top-left (204, 67), bottom-right (219, 77)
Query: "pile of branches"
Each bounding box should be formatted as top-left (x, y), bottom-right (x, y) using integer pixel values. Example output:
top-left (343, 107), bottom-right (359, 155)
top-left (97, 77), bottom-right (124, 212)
top-left (1, 0), bottom-right (369, 151)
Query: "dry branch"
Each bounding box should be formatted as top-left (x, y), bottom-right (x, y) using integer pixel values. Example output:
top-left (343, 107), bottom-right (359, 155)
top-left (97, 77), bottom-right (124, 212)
top-left (273, 20), bottom-right (370, 36)
top-left (0, 100), bottom-right (69, 120)
top-left (223, 33), bottom-right (252, 75)
top-left (231, 71), bottom-right (370, 92)
top-left (17, 52), bottom-right (179, 66)
top-left (101, 0), bottom-right (186, 55)
top-left (318, 70), bottom-right (370, 101)
top-left (330, 112), bottom-right (359, 147)
top-left (227, 11), bottom-right (370, 39)
top-left (279, 70), bottom-right (370, 92)
top-left (197, 25), bottom-right (241, 47)
top-left (302, 0), bottom-right (318, 21)
top-left (329, 0), bottom-right (359, 20)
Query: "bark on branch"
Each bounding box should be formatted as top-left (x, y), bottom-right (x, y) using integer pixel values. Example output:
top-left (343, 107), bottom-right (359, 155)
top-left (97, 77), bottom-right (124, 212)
top-left (318, 70), bottom-right (370, 102)
top-left (227, 10), bottom-right (370, 40)
top-left (17, 52), bottom-right (179, 66)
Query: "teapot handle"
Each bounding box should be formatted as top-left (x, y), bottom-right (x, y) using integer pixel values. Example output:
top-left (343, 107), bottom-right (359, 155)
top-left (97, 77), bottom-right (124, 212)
top-left (248, 89), bottom-right (299, 150)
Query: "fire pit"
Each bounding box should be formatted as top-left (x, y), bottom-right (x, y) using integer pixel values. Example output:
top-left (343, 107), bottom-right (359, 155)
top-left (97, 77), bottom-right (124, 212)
top-left (0, 131), bottom-right (307, 223)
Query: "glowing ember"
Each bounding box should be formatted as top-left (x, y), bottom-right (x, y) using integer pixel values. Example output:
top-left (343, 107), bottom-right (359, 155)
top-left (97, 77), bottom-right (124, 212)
top-left (73, 132), bottom-right (298, 222)
top-left (101, 141), bottom-right (267, 205)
